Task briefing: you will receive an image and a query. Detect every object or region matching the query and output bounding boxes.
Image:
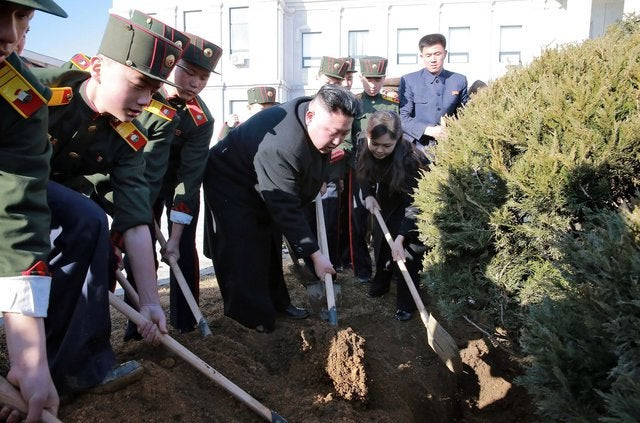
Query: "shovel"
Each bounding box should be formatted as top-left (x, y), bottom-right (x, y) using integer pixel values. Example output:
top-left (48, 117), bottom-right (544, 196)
top-left (154, 222), bottom-right (212, 337)
top-left (373, 208), bottom-right (462, 373)
top-left (314, 193), bottom-right (339, 326)
top-left (108, 292), bottom-right (287, 422)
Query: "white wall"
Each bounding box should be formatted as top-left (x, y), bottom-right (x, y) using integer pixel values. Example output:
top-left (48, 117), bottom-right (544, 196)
top-left (109, 0), bottom-right (639, 142)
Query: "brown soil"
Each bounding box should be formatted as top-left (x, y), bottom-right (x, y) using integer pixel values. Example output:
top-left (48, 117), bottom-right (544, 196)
top-left (1, 266), bottom-right (537, 422)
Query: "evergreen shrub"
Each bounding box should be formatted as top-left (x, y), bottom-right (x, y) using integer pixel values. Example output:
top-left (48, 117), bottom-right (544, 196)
top-left (413, 16), bottom-right (640, 420)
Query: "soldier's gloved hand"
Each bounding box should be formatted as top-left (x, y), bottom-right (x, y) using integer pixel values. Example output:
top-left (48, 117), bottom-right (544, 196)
top-left (364, 195), bottom-right (380, 214)
top-left (138, 304), bottom-right (168, 345)
top-left (161, 236), bottom-right (181, 263)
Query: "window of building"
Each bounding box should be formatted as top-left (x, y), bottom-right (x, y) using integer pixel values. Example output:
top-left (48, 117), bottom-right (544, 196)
top-left (230, 100), bottom-right (247, 116)
top-left (448, 26), bottom-right (470, 63)
top-left (302, 32), bottom-right (322, 68)
top-left (348, 30), bottom-right (369, 59)
top-left (230, 7), bottom-right (249, 54)
top-left (183, 10), bottom-right (203, 32)
top-left (397, 28), bottom-right (418, 64)
top-left (499, 25), bottom-right (522, 65)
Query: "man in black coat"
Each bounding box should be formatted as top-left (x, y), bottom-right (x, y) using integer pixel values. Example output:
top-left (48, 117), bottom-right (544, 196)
top-left (203, 85), bottom-right (361, 332)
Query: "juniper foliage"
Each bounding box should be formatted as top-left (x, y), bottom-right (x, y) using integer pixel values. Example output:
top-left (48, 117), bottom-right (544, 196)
top-left (413, 16), bottom-right (640, 420)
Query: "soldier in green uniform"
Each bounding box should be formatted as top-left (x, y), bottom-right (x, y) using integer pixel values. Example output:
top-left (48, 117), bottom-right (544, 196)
top-left (0, 1), bottom-right (65, 420)
top-left (217, 85), bottom-right (278, 141)
top-left (153, 32), bottom-right (222, 333)
top-left (340, 56), bottom-right (356, 91)
top-left (349, 56), bottom-right (399, 283)
top-left (29, 14), bottom-right (183, 394)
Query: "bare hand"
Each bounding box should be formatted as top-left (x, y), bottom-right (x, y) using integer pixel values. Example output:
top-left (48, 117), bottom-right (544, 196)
top-left (226, 113), bottom-right (239, 127)
top-left (424, 125), bottom-right (446, 140)
top-left (319, 182), bottom-right (327, 196)
top-left (391, 235), bottom-right (406, 262)
top-left (138, 304), bottom-right (168, 345)
top-left (310, 250), bottom-right (335, 280)
top-left (3, 368), bottom-right (58, 423)
top-left (161, 236), bottom-right (180, 263)
top-left (364, 196), bottom-right (380, 214)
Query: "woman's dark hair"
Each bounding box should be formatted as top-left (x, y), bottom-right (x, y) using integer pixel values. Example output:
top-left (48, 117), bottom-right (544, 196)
top-left (356, 111), bottom-right (422, 194)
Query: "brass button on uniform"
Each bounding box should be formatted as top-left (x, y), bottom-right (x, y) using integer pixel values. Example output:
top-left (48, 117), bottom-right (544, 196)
top-left (68, 152), bottom-right (80, 159)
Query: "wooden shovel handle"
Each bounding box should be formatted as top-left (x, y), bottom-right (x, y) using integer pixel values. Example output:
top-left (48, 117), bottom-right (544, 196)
top-left (315, 193), bottom-right (338, 326)
top-left (372, 208), bottom-right (462, 373)
top-left (108, 292), bottom-right (286, 422)
top-left (0, 376), bottom-right (62, 423)
top-left (154, 222), bottom-right (212, 337)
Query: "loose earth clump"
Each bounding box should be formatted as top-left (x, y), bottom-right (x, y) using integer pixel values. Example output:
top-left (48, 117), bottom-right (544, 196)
top-left (326, 327), bottom-right (367, 401)
top-left (0, 265), bottom-right (537, 422)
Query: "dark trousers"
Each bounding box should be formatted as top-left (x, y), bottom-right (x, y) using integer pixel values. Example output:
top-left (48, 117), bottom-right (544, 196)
top-left (46, 181), bottom-right (115, 395)
top-left (154, 197), bottom-right (200, 332)
top-left (349, 171), bottom-right (372, 279)
top-left (370, 227), bottom-right (425, 312)
top-left (203, 180), bottom-right (291, 332)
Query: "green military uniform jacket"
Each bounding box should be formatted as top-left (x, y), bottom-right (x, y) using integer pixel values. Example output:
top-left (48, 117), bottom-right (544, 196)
top-left (60, 55), bottom-right (180, 213)
top-left (32, 67), bottom-right (153, 240)
top-left (350, 92), bottom-right (399, 166)
top-left (0, 53), bottom-right (52, 316)
top-left (160, 93), bottom-right (214, 224)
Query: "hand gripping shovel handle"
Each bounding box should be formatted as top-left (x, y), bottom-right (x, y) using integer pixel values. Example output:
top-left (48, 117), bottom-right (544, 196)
top-left (0, 376), bottom-right (62, 423)
top-left (154, 222), bottom-right (212, 337)
top-left (372, 208), bottom-right (462, 373)
top-left (315, 193), bottom-right (338, 326)
top-left (108, 292), bottom-right (287, 423)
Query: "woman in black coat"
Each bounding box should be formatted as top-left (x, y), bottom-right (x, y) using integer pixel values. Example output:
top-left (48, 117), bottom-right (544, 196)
top-left (356, 111), bottom-right (428, 321)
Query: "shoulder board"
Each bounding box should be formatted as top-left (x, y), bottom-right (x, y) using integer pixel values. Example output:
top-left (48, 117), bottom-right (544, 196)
top-left (70, 53), bottom-right (91, 71)
top-left (109, 120), bottom-right (148, 151)
top-left (144, 99), bottom-right (177, 121)
top-left (0, 58), bottom-right (48, 118)
top-left (186, 97), bottom-right (208, 126)
top-left (48, 87), bottom-right (73, 106)
top-left (381, 94), bottom-right (399, 103)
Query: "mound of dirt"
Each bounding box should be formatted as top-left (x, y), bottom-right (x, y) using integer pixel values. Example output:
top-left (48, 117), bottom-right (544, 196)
top-left (0, 265), bottom-right (536, 422)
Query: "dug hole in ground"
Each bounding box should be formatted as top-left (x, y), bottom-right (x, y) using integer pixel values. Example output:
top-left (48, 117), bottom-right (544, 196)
top-left (0, 261), bottom-right (536, 422)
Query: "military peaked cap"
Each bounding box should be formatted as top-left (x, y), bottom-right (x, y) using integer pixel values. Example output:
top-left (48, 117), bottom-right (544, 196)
top-left (129, 10), bottom-right (191, 52)
top-left (182, 33), bottom-right (223, 74)
top-left (247, 86), bottom-right (278, 105)
top-left (359, 56), bottom-right (388, 77)
top-left (319, 56), bottom-right (349, 80)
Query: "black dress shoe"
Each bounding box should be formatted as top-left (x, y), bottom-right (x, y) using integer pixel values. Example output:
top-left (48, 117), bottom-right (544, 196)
top-left (282, 304), bottom-right (310, 319)
top-left (394, 309), bottom-right (412, 321)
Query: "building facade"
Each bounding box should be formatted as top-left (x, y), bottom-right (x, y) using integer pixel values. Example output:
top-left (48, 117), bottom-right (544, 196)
top-left (110, 0), bottom-right (640, 141)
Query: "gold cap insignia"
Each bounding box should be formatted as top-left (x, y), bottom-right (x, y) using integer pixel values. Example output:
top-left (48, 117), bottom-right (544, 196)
top-left (175, 40), bottom-right (183, 48)
top-left (146, 18), bottom-right (152, 24)
top-left (333, 63), bottom-right (340, 69)
top-left (203, 48), bottom-right (213, 58)
top-left (125, 59), bottom-right (133, 66)
top-left (165, 54), bottom-right (175, 67)
top-left (267, 91), bottom-right (273, 98)
top-left (372, 64), bottom-right (377, 70)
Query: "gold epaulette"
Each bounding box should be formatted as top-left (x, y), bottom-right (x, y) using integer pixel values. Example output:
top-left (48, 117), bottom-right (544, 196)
top-left (382, 93), bottom-right (399, 104)
top-left (110, 120), bottom-right (148, 151)
top-left (48, 87), bottom-right (73, 106)
top-left (70, 53), bottom-right (91, 71)
top-left (185, 97), bottom-right (208, 126)
top-left (0, 60), bottom-right (47, 118)
top-left (144, 99), bottom-right (177, 121)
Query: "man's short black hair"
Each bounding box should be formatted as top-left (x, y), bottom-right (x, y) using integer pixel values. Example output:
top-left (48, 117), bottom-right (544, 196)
top-left (314, 84), bottom-right (362, 118)
top-left (419, 33), bottom-right (447, 51)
